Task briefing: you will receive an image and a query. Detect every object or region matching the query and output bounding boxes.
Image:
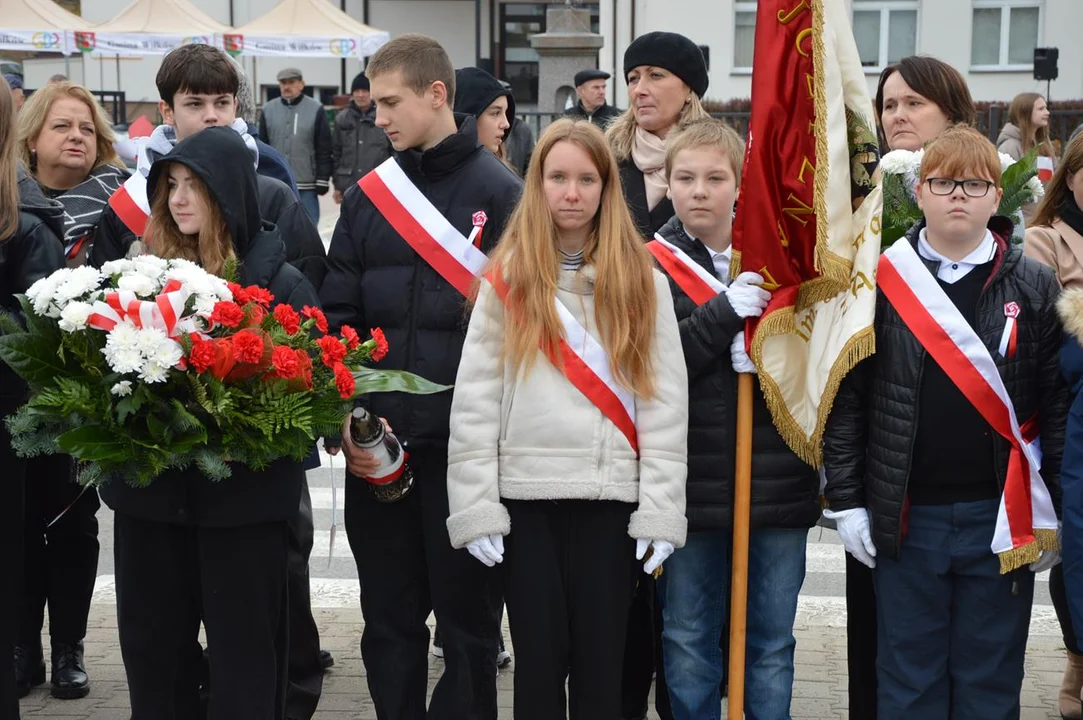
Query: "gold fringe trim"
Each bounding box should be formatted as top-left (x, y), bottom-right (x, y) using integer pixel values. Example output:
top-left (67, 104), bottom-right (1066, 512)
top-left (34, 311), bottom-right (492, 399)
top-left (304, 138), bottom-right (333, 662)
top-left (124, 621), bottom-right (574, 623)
top-left (997, 529), bottom-right (1060, 574)
top-left (811, 0), bottom-right (831, 282)
top-left (729, 248), bottom-right (743, 284)
top-left (749, 304), bottom-right (876, 467)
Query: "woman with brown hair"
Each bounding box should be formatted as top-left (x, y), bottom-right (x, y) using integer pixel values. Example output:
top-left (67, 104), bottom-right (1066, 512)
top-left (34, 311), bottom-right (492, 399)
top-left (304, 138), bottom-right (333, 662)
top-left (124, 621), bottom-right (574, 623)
top-left (0, 72), bottom-right (65, 720)
top-left (607, 31), bottom-right (711, 239)
top-left (12, 80), bottom-right (127, 701)
top-left (446, 118), bottom-right (687, 718)
top-left (999, 92), bottom-right (1057, 223)
top-left (1026, 131), bottom-right (1083, 719)
top-left (98, 126), bottom-right (319, 719)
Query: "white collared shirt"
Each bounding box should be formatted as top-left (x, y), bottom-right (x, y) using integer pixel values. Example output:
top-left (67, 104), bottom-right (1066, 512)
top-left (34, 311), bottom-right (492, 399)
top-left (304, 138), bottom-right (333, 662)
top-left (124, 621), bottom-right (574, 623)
top-left (917, 228), bottom-right (996, 284)
top-left (688, 232), bottom-right (732, 285)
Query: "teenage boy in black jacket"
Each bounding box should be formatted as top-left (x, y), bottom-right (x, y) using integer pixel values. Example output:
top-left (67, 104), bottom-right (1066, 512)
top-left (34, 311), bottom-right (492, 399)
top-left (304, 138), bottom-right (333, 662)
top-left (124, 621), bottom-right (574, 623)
top-left (321, 34), bottom-right (521, 720)
top-left (649, 119), bottom-right (817, 720)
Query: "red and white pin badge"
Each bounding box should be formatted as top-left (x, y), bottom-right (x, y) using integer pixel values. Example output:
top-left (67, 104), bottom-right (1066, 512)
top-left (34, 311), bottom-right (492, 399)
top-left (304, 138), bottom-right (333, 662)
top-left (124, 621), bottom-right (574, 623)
top-left (468, 210), bottom-right (488, 248)
top-left (998, 301), bottom-right (1020, 359)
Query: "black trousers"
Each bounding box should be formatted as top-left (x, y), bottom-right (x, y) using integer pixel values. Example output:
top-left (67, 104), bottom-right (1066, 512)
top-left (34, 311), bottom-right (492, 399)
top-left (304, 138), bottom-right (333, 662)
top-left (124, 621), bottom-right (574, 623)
top-left (344, 450), bottom-right (500, 720)
top-left (18, 453), bottom-right (100, 648)
top-left (1050, 564), bottom-right (1080, 655)
top-left (285, 480), bottom-right (324, 720)
top-left (503, 499), bottom-right (638, 720)
top-left (622, 576), bottom-right (672, 720)
top-left (114, 514), bottom-right (290, 720)
top-left (0, 397), bottom-right (25, 720)
top-left (845, 553), bottom-right (877, 720)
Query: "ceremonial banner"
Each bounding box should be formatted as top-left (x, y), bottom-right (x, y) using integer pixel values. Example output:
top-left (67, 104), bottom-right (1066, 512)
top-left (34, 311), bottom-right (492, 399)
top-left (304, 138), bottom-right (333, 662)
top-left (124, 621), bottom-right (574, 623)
top-left (731, 0), bottom-right (883, 465)
top-left (223, 32), bottom-right (389, 59)
top-left (74, 31), bottom-right (220, 56)
top-left (0, 29), bottom-right (71, 54)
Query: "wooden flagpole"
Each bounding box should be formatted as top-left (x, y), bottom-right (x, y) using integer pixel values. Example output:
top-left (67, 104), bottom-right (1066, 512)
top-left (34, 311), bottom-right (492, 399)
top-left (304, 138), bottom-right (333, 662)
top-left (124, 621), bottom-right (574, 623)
top-left (727, 371), bottom-right (755, 719)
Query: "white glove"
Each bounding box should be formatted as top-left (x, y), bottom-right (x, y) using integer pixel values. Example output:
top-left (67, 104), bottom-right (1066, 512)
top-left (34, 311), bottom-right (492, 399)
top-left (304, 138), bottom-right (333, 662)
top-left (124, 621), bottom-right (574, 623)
top-left (823, 508), bottom-right (876, 568)
top-left (726, 272), bottom-right (771, 319)
top-left (731, 331), bottom-right (756, 374)
top-left (1030, 524), bottom-right (1062, 573)
top-left (465, 534), bottom-right (505, 567)
top-left (636, 538), bottom-right (675, 575)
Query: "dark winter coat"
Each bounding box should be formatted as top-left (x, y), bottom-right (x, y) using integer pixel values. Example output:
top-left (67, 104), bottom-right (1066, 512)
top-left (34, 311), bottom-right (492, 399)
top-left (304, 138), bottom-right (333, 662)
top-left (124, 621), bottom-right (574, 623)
top-left (249, 122), bottom-right (299, 197)
top-left (619, 158), bottom-right (674, 239)
top-left (1057, 288), bottom-right (1083, 649)
top-left (332, 102), bottom-right (391, 192)
top-left (656, 217), bottom-right (819, 532)
top-left (564, 100), bottom-right (621, 130)
top-left (1, 168), bottom-right (66, 403)
top-left (258, 93), bottom-right (333, 193)
top-left (97, 127), bottom-right (320, 527)
top-left (823, 220), bottom-right (1068, 559)
top-left (321, 115), bottom-right (522, 452)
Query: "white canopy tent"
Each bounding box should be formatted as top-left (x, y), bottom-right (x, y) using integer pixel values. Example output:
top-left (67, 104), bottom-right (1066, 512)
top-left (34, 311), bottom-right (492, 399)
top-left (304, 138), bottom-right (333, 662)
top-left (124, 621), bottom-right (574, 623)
top-left (226, 0), bottom-right (388, 60)
top-left (0, 0), bottom-right (91, 55)
top-left (75, 0), bottom-right (228, 56)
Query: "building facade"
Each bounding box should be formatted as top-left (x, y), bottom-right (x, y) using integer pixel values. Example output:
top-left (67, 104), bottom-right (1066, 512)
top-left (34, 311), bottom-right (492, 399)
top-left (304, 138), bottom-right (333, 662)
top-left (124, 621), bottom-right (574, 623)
top-left (19, 0), bottom-right (1082, 112)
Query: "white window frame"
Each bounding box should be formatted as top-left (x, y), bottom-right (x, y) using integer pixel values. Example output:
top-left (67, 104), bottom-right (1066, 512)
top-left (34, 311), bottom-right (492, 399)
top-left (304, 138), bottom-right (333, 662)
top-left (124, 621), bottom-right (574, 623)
top-left (849, 0), bottom-right (920, 75)
top-left (732, 0), bottom-right (757, 75)
top-left (970, 0), bottom-right (1044, 72)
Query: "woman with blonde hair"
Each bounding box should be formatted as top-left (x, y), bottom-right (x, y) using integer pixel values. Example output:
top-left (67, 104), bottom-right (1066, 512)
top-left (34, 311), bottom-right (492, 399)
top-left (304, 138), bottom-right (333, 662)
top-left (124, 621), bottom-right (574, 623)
top-left (998, 92), bottom-right (1056, 224)
top-left (13, 80), bottom-right (127, 701)
top-left (446, 118), bottom-right (688, 718)
top-left (0, 72), bottom-right (65, 718)
top-left (99, 126), bottom-right (319, 719)
top-left (607, 31), bottom-right (711, 239)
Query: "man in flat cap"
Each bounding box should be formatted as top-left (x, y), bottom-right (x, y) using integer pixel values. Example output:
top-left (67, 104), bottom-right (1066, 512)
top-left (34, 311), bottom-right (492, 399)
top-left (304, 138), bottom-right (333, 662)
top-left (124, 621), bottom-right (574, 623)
top-left (564, 69), bottom-right (621, 129)
top-left (260, 67), bottom-right (333, 223)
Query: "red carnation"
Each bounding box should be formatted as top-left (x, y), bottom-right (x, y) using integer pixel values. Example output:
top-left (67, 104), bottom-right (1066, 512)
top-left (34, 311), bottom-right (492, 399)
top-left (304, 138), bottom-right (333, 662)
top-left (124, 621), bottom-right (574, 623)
top-left (245, 286), bottom-right (274, 307)
top-left (370, 327), bottom-right (389, 362)
top-left (302, 305), bottom-right (328, 334)
top-left (334, 362), bottom-right (355, 399)
top-left (271, 345), bottom-right (302, 378)
top-left (317, 335), bottom-right (348, 368)
top-left (245, 303), bottom-right (267, 328)
top-left (274, 304), bottom-right (301, 335)
top-left (341, 324), bottom-right (360, 350)
top-left (231, 330), bottom-right (265, 364)
top-left (211, 301), bottom-right (245, 328)
top-left (227, 282), bottom-right (251, 304)
top-left (188, 336), bottom-right (217, 373)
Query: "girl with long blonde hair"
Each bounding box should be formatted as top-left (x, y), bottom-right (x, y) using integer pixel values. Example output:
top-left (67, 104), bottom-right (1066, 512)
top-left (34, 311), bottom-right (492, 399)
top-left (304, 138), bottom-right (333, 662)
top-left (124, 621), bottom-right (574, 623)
top-left (445, 118), bottom-right (688, 718)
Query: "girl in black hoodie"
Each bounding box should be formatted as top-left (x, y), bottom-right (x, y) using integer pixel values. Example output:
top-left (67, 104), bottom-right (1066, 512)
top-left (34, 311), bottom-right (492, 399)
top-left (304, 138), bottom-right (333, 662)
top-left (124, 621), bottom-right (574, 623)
top-left (99, 126), bottom-right (320, 720)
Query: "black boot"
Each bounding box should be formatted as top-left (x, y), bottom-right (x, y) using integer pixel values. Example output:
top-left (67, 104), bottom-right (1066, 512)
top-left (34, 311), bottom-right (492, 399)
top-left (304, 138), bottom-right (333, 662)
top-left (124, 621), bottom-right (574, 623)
top-left (51, 640), bottom-right (90, 699)
top-left (14, 642), bottom-right (46, 698)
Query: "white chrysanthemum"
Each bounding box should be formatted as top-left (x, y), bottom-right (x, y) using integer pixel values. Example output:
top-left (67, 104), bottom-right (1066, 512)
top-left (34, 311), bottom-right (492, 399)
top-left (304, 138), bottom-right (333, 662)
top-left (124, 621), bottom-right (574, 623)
top-left (110, 380), bottom-right (133, 397)
top-left (148, 337), bottom-right (183, 370)
top-left (118, 272), bottom-right (159, 297)
top-left (880, 149), bottom-right (916, 175)
top-left (58, 301), bottom-right (94, 332)
top-left (54, 266), bottom-right (103, 304)
top-left (137, 361), bottom-right (170, 384)
top-left (100, 259), bottom-right (135, 277)
top-left (193, 294), bottom-right (218, 316)
top-left (104, 347), bottom-right (143, 374)
top-left (106, 322), bottom-right (141, 349)
top-left (135, 327), bottom-right (169, 355)
top-left (132, 255), bottom-right (168, 279)
top-left (27, 269), bottom-right (71, 317)
top-left (1027, 175), bottom-right (1045, 200)
top-left (999, 152), bottom-right (1016, 170)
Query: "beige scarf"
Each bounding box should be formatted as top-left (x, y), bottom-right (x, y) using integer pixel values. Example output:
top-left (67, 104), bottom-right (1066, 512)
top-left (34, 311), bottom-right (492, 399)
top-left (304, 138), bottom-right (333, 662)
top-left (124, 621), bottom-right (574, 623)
top-left (631, 125), bottom-right (668, 211)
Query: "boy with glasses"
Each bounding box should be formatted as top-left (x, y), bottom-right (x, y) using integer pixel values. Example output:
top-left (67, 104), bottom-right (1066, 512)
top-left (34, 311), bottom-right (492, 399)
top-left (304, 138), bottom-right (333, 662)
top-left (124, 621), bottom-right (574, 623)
top-left (823, 125), bottom-right (1069, 718)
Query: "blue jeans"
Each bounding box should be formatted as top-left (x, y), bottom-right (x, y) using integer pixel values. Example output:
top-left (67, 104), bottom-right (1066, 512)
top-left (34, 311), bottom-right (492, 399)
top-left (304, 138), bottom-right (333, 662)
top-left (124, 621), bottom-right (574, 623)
top-left (875, 499), bottom-right (1035, 720)
top-left (658, 527), bottom-right (807, 720)
top-left (299, 190), bottom-right (319, 224)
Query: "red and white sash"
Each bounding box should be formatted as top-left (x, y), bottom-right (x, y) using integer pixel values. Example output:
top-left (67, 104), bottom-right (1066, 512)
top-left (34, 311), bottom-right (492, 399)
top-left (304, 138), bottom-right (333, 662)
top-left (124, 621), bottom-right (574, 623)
top-left (109, 172), bottom-right (150, 237)
top-left (358, 158), bottom-right (488, 297)
top-left (646, 233), bottom-right (726, 303)
top-left (359, 158), bottom-right (639, 454)
top-left (1037, 155), bottom-right (1055, 184)
top-left (878, 239), bottom-right (1057, 572)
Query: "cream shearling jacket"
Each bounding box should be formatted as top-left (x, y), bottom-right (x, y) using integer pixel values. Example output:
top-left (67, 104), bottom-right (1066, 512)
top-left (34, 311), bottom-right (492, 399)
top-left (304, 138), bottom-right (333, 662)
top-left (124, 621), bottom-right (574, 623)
top-left (445, 264), bottom-right (689, 550)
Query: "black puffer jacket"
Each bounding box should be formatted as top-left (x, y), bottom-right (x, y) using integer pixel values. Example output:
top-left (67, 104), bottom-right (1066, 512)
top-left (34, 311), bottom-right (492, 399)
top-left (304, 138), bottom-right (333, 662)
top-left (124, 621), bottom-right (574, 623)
top-left (321, 115), bottom-right (522, 451)
top-left (620, 158), bottom-right (674, 239)
top-left (823, 220), bottom-right (1069, 558)
top-left (1, 169), bottom-right (66, 405)
top-left (98, 127), bottom-right (320, 527)
top-left (657, 217), bottom-right (820, 532)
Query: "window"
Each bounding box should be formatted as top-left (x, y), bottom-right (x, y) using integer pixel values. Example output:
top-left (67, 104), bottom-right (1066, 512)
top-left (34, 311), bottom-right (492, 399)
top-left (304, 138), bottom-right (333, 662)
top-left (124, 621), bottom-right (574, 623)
top-left (734, 1), bottom-right (757, 71)
top-left (498, 3), bottom-right (600, 105)
top-left (851, 1), bottom-right (918, 71)
top-left (971, 0), bottom-right (1042, 69)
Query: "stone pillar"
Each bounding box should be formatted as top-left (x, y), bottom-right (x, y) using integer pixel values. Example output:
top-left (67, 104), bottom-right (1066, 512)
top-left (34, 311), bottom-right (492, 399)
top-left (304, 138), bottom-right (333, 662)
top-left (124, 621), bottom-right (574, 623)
top-left (529, 4), bottom-right (604, 128)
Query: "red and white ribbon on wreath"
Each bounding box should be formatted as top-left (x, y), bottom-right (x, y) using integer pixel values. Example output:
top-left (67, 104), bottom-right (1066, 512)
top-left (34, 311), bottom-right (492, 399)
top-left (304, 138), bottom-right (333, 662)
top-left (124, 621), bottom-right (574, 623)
top-left (86, 278), bottom-right (203, 338)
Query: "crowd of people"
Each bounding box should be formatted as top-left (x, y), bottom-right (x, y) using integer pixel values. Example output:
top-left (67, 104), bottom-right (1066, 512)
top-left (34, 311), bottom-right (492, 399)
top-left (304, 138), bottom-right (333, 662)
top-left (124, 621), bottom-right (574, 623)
top-left (1, 25), bottom-right (1083, 720)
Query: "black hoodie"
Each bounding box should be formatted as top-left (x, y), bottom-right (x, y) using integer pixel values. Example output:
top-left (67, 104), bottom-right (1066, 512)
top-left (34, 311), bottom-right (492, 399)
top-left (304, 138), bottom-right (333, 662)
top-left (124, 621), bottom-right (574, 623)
top-left (99, 127), bottom-right (320, 527)
top-left (1, 168), bottom-right (66, 404)
top-left (454, 67), bottom-right (516, 134)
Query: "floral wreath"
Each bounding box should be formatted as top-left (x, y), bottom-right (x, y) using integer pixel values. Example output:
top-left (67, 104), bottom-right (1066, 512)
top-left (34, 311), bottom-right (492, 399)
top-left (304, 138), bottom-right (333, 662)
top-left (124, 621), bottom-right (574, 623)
top-left (880, 147), bottom-right (1045, 248)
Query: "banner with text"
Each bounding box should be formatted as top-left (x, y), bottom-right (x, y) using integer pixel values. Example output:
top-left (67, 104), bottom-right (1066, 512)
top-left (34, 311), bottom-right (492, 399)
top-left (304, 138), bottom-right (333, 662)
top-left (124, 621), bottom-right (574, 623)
top-left (223, 32), bottom-right (389, 59)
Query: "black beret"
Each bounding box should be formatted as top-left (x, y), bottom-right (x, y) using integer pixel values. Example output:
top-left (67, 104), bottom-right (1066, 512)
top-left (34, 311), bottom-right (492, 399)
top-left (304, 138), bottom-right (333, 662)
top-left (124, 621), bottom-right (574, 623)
top-left (623, 31), bottom-right (708, 98)
top-left (574, 69), bottom-right (611, 87)
top-left (351, 73), bottom-right (370, 92)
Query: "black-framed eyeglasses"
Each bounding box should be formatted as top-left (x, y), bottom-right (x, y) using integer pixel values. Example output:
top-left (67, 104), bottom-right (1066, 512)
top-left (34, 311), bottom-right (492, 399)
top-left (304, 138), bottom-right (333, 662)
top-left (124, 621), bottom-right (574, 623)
top-left (925, 177), bottom-right (995, 198)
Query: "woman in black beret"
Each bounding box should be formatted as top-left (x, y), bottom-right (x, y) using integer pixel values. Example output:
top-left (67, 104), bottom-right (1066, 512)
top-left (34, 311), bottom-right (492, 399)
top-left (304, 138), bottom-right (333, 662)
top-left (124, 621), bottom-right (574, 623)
top-left (606, 31), bottom-right (711, 240)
